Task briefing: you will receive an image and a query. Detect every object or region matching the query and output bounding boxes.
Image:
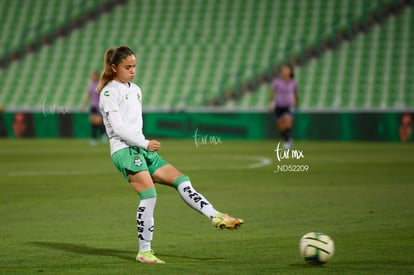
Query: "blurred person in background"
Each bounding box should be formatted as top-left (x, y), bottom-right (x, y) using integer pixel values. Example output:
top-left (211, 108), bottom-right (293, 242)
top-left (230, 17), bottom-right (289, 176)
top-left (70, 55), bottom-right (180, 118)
top-left (13, 113), bottom-right (27, 138)
top-left (400, 113), bottom-right (412, 142)
top-left (82, 71), bottom-right (106, 145)
top-left (269, 64), bottom-right (299, 149)
top-left (12, 113), bottom-right (34, 137)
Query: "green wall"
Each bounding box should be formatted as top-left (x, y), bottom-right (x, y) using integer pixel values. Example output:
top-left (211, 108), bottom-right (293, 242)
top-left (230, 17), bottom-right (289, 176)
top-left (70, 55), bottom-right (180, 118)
top-left (143, 112), bottom-right (403, 141)
top-left (0, 111), bottom-right (409, 141)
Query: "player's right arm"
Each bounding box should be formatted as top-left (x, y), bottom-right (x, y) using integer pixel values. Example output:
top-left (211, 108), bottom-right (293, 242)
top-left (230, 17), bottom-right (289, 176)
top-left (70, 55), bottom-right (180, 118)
top-left (81, 92), bottom-right (91, 111)
top-left (108, 112), bottom-right (160, 151)
top-left (100, 88), bottom-right (152, 150)
top-left (107, 111), bottom-right (150, 149)
top-left (269, 84), bottom-right (276, 111)
top-left (147, 140), bottom-right (161, 151)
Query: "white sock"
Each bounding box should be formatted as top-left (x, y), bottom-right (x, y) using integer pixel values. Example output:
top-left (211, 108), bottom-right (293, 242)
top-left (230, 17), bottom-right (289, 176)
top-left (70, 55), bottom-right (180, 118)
top-left (137, 197), bottom-right (156, 253)
top-left (176, 181), bottom-right (219, 218)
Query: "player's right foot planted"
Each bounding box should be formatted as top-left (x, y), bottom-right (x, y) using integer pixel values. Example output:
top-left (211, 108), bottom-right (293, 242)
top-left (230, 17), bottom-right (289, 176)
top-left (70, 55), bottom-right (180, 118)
top-left (212, 213), bottom-right (244, 230)
top-left (136, 250), bottom-right (165, 264)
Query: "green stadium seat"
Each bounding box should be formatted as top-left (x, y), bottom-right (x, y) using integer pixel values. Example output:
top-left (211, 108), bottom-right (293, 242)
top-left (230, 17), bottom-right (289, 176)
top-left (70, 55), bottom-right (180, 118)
top-left (0, 1), bottom-right (412, 111)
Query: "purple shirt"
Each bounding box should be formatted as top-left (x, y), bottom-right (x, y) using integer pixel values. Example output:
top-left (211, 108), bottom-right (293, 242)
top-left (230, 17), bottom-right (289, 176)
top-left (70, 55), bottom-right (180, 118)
top-left (271, 78), bottom-right (298, 107)
top-left (88, 81), bottom-right (100, 108)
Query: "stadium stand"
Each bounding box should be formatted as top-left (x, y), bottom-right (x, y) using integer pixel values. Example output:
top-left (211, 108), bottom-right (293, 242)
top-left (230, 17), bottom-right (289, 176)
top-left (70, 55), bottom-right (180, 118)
top-left (0, 0), bottom-right (412, 111)
top-left (0, 0), bottom-right (119, 60)
top-left (226, 6), bottom-right (413, 110)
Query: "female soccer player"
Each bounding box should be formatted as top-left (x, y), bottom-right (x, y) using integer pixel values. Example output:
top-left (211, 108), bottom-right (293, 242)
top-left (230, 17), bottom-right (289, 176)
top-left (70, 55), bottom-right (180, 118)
top-left (97, 46), bottom-right (243, 264)
top-left (269, 64), bottom-right (299, 149)
top-left (82, 71), bottom-right (105, 145)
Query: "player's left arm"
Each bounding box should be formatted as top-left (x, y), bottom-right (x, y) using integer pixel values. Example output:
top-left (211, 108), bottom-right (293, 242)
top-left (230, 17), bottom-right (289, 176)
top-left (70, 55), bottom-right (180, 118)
top-left (268, 87), bottom-right (276, 111)
top-left (294, 89), bottom-right (299, 109)
top-left (81, 92), bottom-right (91, 111)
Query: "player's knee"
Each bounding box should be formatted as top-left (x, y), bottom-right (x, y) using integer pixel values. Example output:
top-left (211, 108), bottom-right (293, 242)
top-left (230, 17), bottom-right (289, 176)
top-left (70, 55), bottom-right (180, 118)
top-left (173, 174), bottom-right (190, 189)
top-left (138, 187), bottom-right (157, 200)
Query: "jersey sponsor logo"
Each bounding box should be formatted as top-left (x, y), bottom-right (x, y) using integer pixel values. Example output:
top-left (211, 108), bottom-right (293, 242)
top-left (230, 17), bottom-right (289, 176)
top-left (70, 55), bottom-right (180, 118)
top-left (125, 94), bottom-right (129, 100)
top-left (134, 157), bottom-right (142, 166)
top-left (103, 91), bottom-right (110, 96)
top-left (137, 206), bottom-right (145, 240)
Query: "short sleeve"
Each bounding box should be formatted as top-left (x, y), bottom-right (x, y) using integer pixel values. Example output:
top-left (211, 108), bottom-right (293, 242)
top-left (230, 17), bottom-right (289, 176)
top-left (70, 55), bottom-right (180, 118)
top-left (99, 89), bottom-right (119, 112)
top-left (293, 80), bottom-right (298, 93)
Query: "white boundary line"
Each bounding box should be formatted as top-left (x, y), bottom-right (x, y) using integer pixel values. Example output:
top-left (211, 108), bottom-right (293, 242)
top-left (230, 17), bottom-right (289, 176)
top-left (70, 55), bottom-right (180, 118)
top-left (7, 155), bottom-right (272, 176)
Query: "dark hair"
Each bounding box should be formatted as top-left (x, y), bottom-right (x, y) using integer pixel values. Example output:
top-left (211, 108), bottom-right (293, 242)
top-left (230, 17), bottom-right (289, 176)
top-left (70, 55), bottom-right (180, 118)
top-left (282, 64), bottom-right (294, 79)
top-left (96, 46), bottom-right (135, 92)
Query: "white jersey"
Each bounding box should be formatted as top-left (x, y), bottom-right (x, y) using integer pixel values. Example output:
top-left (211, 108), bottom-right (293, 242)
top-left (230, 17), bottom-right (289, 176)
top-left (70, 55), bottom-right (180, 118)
top-left (99, 80), bottom-right (148, 155)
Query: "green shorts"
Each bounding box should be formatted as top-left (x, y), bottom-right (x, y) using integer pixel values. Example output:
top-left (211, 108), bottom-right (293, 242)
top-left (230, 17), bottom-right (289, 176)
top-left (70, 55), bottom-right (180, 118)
top-left (111, 146), bottom-right (169, 180)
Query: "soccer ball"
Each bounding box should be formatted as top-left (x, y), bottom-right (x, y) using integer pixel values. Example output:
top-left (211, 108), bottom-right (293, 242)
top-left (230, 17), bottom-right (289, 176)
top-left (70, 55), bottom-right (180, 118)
top-left (299, 232), bottom-right (334, 265)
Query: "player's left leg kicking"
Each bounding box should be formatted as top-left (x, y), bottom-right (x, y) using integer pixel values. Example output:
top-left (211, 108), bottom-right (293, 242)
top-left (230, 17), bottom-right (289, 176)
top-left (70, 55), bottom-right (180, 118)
top-left (152, 164), bottom-right (244, 230)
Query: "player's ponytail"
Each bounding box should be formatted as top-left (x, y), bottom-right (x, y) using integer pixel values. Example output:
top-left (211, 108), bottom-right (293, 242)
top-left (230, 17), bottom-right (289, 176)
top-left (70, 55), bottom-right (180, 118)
top-left (96, 46), bottom-right (135, 93)
top-left (96, 48), bottom-right (115, 93)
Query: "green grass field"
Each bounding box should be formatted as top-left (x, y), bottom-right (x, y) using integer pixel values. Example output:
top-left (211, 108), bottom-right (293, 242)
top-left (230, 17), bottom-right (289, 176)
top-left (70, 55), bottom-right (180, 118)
top-left (1, 139), bottom-right (413, 274)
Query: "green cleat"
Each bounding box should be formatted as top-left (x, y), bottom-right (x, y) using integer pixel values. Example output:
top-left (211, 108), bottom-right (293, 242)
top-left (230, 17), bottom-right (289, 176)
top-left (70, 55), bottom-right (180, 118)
top-left (212, 213), bottom-right (244, 230)
top-left (136, 250), bottom-right (165, 264)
